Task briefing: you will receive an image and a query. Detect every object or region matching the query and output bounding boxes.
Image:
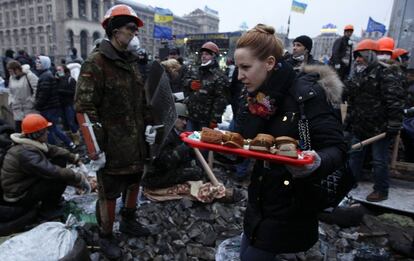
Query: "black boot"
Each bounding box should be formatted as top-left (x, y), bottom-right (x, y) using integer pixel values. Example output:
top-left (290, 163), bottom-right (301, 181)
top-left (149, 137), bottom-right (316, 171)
top-left (98, 234), bottom-right (122, 260)
top-left (119, 208), bottom-right (150, 237)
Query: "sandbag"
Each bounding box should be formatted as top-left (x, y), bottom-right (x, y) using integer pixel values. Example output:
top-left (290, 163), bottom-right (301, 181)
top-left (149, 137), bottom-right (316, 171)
top-left (0, 220), bottom-right (78, 261)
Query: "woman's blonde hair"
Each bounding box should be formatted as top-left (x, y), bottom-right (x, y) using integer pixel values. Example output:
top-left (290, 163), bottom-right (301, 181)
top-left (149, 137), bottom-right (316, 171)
top-left (161, 59), bottom-right (182, 78)
top-left (236, 24), bottom-right (284, 61)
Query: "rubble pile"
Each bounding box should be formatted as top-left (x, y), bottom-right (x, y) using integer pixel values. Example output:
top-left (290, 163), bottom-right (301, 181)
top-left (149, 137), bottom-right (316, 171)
top-left (76, 169), bottom-right (414, 260)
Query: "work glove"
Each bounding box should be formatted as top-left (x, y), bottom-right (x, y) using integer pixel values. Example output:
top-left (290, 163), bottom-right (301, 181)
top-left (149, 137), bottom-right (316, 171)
top-left (209, 120), bottom-right (218, 129)
top-left (286, 150), bottom-right (321, 179)
top-left (386, 125), bottom-right (401, 138)
top-left (89, 152), bottom-right (106, 171)
top-left (72, 153), bottom-right (82, 165)
top-left (190, 80), bottom-right (201, 91)
top-left (145, 125), bottom-right (157, 145)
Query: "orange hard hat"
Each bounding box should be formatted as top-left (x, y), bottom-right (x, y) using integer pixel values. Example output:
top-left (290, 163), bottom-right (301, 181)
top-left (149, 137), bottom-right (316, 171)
top-left (200, 41), bottom-right (220, 55)
top-left (21, 114), bottom-right (52, 134)
top-left (344, 24), bottom-right (354, 31)
top-left (101, 4), bottom-right (144, 29)
top-left (392, 48), bottom-right (409, 60)
top-left (354, 39), bottom-right (379, 53)
top-left (377, 37), bottom-right (395, 53)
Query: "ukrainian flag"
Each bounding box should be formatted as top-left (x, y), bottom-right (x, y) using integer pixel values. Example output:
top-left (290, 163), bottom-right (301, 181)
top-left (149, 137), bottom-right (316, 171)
top-left (291, 0), bottom-right (307, 14)
top-left (154, 7), bottom-right (173, 23)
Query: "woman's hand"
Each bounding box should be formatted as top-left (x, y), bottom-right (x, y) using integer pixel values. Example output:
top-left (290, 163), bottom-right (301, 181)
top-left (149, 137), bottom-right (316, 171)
top-left (286, 150), bottom-right (321, 179)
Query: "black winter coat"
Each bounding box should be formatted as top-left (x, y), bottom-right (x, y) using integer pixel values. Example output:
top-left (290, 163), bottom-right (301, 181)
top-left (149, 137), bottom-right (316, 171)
top-left (57, 75), bottom-right (76, 106)
top-left (35, 69), bottom-right (60, 111)
top-left (235, 61), bottom-right (346, 254)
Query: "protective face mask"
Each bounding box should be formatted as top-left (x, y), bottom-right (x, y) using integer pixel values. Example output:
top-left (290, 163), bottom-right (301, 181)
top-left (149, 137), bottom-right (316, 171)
top-left (377, 54), bottom-right (391, 61)
top-left (57, 71), bottom-right (65, 77)
top-left (126, 36), bottom-right (141, 56)
top-left (292, 54), bottom-right (305, 62)
top-left (355, 64), bottom-right (367, 73)
top-left (201, 60), bottom-right (212, 67)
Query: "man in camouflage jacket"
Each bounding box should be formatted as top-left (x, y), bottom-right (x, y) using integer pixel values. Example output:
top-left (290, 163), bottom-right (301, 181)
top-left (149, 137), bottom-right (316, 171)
top-left (184, 41), bottom-right (229, 130)
top-left (344, 47), bottom-right (406, 202)
top-left (74, 5), bottom-right (152, 259)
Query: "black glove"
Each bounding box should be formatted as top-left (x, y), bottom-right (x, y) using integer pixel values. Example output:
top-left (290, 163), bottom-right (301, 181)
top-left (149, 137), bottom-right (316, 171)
top-left (386, 125), bottom-right (401, 138)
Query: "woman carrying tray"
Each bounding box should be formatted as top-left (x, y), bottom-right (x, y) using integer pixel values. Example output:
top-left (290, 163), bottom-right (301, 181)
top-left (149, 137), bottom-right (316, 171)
top-left (234, 24), bottom-right (346, 260)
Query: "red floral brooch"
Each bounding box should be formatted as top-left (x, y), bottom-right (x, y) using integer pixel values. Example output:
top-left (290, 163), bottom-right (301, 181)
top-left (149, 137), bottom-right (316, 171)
top-left (247, 92), bottom-right (276, 118)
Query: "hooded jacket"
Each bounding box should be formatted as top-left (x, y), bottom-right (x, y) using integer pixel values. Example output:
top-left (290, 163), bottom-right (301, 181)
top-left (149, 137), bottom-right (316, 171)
top-left (1, 133), bottom-right (81, 202)
top-left (235, 62), bottom-right (346, 254)
top-left (34, 69), bottom-right (60, 111)
top-left (8, 64), bottom-right (38, 121)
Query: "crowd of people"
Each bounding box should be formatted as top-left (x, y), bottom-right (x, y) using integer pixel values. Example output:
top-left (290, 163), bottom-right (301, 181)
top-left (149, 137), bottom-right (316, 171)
top-left (0, 2), bottom-right (413, 260)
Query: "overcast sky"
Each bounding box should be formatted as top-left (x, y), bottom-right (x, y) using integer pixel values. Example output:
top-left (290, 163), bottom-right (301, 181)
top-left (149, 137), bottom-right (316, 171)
top-left (133, 0), bottom-right (394, 38)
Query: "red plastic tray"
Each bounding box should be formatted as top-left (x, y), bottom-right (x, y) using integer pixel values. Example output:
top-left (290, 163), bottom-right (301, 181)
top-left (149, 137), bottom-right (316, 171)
top-left (180, 132), bottom-right (314, 166)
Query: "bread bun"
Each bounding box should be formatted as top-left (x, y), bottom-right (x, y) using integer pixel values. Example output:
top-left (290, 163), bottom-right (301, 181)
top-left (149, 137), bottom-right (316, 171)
top-left (274, 136), bottom-right (298, 158)
top-left (249, 133), bottom-right (275, 152)
top-left (223, 131), bottom-right (244, 149)
top-left (274, 136), bottom-right (298, 146)
top-left (200, 127), bottom-right (223, 144)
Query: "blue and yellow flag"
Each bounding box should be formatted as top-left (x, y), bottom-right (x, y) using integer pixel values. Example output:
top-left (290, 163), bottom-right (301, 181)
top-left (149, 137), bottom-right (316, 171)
top-left (154, 7), bottom-right (173, 23)
top-left (153, 25), bottom-right (173, 39)
top-left (291, 0), bottom-right (307, 14)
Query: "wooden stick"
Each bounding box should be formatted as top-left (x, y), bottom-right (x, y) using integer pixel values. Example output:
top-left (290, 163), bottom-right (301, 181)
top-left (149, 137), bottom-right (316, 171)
top-left (390, 132), bottom-right (401, 169)
top-left (351, 133), bottom-right (386, 150)
top-left (193, 148), bottom-right (220, 186)
top-left (208, 151), bottom-right (214, 169)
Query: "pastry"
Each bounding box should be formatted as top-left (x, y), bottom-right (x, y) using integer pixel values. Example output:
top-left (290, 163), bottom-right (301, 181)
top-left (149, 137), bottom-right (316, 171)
top-left (200, 127), bottom-right (223, 144)
top-left (249, 133), bottom-right (275, 152)
top-left (223, 131), bottom-right (244, 148)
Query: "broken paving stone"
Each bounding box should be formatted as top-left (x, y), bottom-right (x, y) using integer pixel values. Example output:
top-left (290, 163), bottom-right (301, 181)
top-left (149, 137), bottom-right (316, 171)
top-left (186, 243), bottom-right (216, 260)
top-left (355, 247), bottom-right (390, 261)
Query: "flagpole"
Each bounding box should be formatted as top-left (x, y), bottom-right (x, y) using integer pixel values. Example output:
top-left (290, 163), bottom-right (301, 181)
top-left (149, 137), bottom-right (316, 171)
top-left (285, 2), bottom-right (292, 49)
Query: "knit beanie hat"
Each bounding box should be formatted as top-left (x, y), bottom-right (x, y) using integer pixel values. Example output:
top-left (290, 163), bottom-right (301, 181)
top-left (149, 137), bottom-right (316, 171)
top-left (293, 35), bottom-right (313, 52)
top-left (37, 55), bottom-right (51, 70)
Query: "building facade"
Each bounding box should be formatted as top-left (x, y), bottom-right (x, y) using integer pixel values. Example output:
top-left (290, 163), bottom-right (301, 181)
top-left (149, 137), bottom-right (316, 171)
top-left (388, 0), bottom-right (414, 67)
top-left (312, 33), bottom-right (340, 63)
top-left (183, 8), bottom-right (219, 33)
top-left (0, 0), bottom-right (219, 62)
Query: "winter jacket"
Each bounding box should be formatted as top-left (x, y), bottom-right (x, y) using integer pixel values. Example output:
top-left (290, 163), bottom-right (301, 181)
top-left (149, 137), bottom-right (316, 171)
top-left (344, 61), bottom-right (406, 139)
top-left (57, 75), bottom-right (76, 106)
top-left (1, 133), bottom-right (81, 202)
top-left (330, 36), bottom-right (353, 80)
top-left (75, 39), bottom-right (151, 175)
top-left (34, 69), bottom-right (60, 111)
top-left (8, 65), bottom-right (38, 121)
top-left (235, 61), bottom-right (346, 254)
top-left (185, 61), bottom-right (229, 124)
